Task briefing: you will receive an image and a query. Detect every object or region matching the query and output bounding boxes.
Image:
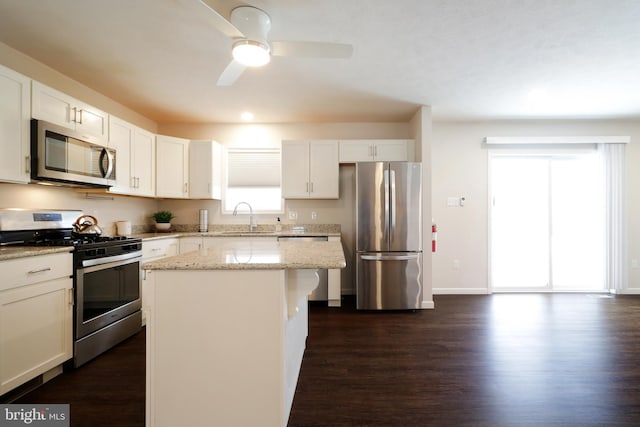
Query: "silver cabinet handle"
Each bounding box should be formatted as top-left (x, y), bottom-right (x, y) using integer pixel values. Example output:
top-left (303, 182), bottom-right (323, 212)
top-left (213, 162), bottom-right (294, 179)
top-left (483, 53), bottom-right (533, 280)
top-left (28, 267), bottom-right (51, 274)
top-left (68, 288), bottom-right (74, 306)
top-left (25, 156), bottom-right (30, 173)
top-left (310, 182), bottom-right (314, 193)
top-left (184, 183), bottom-right (188, 194)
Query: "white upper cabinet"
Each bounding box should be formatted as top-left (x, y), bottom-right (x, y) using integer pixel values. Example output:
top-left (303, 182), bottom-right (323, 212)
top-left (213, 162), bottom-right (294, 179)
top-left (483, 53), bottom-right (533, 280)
top-left (132, 127), bottom-right (156, 197)
top-left (156, 135), bottom-right (189, 199)
top-left (189, 140), bottom-right (223, 200)
top-left (339, 139), bottom-right (412, 162)
top-left (108, 116), bottom-right (155, 197)
top-left (0, 65), bottom-right (31, 184)
top-left (31, 81), bottom-right (108, 143)
top-left (282, 140), bottom-right (339, 199)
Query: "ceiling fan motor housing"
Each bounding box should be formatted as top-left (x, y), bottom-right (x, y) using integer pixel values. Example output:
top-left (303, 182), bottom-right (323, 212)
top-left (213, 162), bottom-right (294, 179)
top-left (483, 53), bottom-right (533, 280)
top-left (231, 6), bottom-right (272, 47)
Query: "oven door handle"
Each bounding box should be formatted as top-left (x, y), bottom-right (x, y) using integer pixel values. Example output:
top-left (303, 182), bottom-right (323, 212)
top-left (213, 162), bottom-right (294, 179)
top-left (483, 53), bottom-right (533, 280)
top-left (80, 251), bottom-right (142, 269)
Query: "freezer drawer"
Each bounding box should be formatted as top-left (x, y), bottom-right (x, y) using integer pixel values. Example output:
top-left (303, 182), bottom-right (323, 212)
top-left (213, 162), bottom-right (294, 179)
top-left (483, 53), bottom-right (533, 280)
top-left (356, 252), bottom-right (422, 310)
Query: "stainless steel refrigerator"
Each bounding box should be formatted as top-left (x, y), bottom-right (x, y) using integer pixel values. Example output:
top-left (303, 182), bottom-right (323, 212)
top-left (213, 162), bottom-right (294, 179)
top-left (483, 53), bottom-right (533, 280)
top-left (356, 162), bottom-right (423, 310)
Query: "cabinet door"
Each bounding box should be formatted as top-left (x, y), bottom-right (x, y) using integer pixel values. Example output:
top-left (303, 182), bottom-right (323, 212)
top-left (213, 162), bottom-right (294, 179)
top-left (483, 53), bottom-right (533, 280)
top-left (281, 141), bottom-right (310, 198)
top-left (309, 141), bottom-right (339, 198)
top-left (374, 140), bottom-right (408, 161)
top-left (189, 140), bottom-right (223, 199)
top-left (0, 65), bottom-right (30, 184)
top-left (179, 237), bottom-right (203, 254)
top-left (339, 140), bottom-right (373, 162)
top-left (31, 81), bottom-right (74, 129)
top-left (31, 81), bottom-right (107, 143)
top-left (108, 116), bottom-right (134, 194)
top-left (156, 135), bottom-right (189, 198)
top-left (74, 101), bottom-right (108, 141)
top-left (0, 277), bottom-right (73, 395)
top-left (133, 128), bottom-right (156, 197)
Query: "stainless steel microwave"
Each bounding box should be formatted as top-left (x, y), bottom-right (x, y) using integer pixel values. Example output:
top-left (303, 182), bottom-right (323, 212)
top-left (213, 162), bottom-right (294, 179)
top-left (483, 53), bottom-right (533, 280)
top-left (31, 119), bottom-right (115, 188)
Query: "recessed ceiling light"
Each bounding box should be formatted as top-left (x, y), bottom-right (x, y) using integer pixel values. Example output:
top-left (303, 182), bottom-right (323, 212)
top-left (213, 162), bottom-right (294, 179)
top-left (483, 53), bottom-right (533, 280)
top-left (241, 112), bottom-right (254, 121)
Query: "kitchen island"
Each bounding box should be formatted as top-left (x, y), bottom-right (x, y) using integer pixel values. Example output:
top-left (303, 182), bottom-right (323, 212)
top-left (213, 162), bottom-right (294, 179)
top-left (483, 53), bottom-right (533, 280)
top-left (142, 239), bottom-right (345, 427)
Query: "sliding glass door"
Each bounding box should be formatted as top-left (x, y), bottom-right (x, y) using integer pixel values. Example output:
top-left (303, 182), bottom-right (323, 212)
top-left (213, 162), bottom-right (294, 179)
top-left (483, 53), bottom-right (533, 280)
top-left (490, 152), bottom-right (605, 291)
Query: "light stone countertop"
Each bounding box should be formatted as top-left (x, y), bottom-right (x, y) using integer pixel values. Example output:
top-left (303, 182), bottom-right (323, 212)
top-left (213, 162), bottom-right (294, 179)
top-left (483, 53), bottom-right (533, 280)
top-left (0, 246), bottom-right (73, 261)
top-left (142, 239), bottom-right (346, 270)
top-left (133, 231), bottom-right (341, 241)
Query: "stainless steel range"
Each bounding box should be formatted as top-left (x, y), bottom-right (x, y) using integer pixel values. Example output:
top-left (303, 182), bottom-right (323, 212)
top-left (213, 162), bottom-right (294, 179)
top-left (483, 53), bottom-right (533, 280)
top-left (0, 209), bottom-right (142, 367)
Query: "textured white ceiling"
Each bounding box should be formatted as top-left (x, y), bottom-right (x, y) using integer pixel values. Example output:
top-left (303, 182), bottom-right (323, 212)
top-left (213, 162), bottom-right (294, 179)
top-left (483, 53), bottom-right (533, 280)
top-left (0, 0), bottom-right (639, 124)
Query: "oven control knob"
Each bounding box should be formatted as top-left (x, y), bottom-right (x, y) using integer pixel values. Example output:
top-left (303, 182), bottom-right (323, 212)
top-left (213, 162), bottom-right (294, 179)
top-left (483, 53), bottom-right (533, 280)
top-left (97, 248), bottom-right (107, 256)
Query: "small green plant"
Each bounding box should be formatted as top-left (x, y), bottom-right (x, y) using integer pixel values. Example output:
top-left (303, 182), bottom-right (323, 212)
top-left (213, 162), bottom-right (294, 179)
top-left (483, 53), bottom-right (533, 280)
top-left (152, 210), bottom-right (175, 223)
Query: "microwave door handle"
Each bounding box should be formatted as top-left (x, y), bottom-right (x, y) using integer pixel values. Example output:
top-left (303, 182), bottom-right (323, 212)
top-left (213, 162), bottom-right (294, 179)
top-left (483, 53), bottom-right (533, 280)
top-left (99, 148), bottom-right (114, 179)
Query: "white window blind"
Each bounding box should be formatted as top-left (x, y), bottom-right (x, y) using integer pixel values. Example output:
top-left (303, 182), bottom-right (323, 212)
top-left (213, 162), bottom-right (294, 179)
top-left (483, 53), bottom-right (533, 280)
top-left (226, 149), bottom-right (280, 187)
top-left (223, 148), bottom-right (283, 213)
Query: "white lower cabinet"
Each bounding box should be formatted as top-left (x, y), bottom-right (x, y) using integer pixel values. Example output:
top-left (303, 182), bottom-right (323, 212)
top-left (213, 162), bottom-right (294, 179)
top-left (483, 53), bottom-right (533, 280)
top-left (179, 237), bottom-right (203, 253)
top-left (141, 238), bottom-right (179, 325)
top-left (0, 252), bottom-right (73, 395)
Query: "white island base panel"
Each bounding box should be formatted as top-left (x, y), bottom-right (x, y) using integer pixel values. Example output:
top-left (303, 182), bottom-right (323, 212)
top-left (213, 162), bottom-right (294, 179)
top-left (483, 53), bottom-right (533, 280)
top-left (144, 268), bottom-right (317, 427)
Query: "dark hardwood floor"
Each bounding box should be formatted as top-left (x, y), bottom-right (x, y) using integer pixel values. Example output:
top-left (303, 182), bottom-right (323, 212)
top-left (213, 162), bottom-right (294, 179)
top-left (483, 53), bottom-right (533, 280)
top-left (13, 294), bottom-right (640, 426)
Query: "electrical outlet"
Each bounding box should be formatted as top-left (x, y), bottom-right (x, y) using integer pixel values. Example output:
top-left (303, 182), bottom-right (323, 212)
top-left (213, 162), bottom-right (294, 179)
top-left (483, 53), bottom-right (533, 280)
top-left (288, 211), bottom-right (298, 220)
top-left (632, 259), bottom-right (639, 269)
top-left (311, 211), bottom-right (317, 220)
top-left (452, 259), bottom-right (460, 270)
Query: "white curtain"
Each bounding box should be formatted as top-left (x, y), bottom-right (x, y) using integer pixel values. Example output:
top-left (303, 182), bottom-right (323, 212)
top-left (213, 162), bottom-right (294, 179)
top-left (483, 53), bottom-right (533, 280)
top-left (599, 143), bottom-right (627, 292)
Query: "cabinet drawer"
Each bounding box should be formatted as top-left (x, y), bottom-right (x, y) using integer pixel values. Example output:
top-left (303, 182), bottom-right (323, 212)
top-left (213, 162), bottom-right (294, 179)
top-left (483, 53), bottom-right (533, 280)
top-left (142, 238), bottom-right (179, 260)
top-left (1, 253), bottom-right (72, 292)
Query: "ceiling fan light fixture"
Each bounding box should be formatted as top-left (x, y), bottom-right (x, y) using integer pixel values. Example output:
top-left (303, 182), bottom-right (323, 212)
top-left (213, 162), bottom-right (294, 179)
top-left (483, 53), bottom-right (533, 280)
top-left (232, 40), bottom-right (270, 67)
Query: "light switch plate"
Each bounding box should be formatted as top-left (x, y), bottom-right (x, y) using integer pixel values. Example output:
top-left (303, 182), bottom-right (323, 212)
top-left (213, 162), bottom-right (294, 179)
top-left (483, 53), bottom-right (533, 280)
top-left (447, 197), bottom-right (460, 207)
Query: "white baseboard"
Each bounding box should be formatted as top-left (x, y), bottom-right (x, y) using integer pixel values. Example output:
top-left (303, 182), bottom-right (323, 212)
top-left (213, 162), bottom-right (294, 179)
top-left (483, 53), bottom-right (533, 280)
top-left (613, 288), bottom-right (640, 295)
top-left (433, 288), bottom-right (490, 295)
top-left (421, 300), bottom-right (435, 309)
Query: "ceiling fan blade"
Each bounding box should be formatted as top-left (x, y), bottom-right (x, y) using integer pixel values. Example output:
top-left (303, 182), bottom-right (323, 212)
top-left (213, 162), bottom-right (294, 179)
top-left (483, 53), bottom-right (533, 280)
top-left (217, 60), bottom-right (246, 86)
top-left (270, 41), bottom-right (353, 58)
top-left (198, 0), bottom-right (245, 39)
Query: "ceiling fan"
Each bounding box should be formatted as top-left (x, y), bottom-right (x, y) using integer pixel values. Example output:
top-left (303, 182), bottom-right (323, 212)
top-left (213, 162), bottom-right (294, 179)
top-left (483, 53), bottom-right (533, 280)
top-left (198, 1), bottom-right (353, 86)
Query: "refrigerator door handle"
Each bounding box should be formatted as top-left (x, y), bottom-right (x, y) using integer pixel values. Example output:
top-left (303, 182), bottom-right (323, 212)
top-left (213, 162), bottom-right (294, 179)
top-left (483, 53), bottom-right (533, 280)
top-left (383, 168), bottom-right (390, 238)
top-left (390, 168), bottom-right (396, 237)
top-left (361, 254), bottom-right (420, 261)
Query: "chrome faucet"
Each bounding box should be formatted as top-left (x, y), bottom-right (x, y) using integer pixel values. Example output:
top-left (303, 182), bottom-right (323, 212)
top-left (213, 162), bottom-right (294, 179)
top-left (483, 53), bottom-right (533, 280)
top-left (232, 202), bottom-right (256, 232)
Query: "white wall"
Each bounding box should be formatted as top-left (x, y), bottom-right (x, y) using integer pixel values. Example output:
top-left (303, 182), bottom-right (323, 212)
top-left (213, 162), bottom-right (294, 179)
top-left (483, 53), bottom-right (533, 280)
top-left (432, 119), bottom-right (640, 294)
top-left (0, 183), bottom-right (159, 235)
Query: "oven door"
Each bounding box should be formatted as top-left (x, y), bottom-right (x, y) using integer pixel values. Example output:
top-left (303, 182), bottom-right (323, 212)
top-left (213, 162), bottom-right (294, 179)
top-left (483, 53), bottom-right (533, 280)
top-left (75, 255), bottom-right (141, 339)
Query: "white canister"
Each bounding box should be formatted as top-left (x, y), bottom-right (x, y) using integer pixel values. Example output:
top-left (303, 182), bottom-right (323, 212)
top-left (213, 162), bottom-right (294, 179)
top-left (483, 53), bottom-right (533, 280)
top-left (116, 220), bottom-right (132, 236)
